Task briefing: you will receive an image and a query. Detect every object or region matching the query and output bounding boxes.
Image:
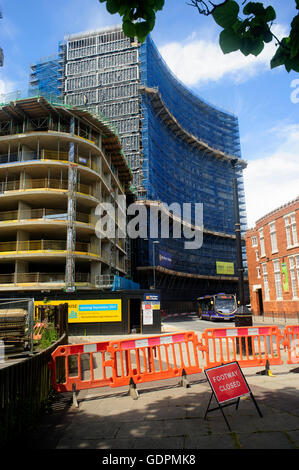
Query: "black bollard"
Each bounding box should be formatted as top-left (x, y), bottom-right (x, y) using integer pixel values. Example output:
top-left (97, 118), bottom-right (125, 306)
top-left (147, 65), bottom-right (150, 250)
top-left (235, 305), bottom-right (253, 355)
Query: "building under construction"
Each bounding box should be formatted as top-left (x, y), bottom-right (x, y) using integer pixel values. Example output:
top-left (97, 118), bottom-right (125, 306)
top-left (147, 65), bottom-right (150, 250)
top-left (0, 96), bottom-right (132, 293)
top-left (0, 8), bottom-right (4, 67)
top-left (29, 26), bottom-right (248, 310)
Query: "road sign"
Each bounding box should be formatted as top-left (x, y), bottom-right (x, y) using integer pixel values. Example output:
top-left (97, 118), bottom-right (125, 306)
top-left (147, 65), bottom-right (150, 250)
top-left (204, 361), bottom-right (262, 430)
top-left (205, 362), bottom-right (250, 404)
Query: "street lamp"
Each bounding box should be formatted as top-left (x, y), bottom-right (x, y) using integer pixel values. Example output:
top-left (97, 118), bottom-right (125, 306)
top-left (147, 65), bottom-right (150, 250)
top-left (231, 159), bottom-right (245, 308)
top-left (153, 240), bottom-right (159, 290)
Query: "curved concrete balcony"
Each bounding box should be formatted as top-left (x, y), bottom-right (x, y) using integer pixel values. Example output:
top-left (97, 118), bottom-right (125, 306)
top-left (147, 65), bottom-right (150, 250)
top-left (0, 139), bottom-right (125, 194)
top-left (0, 272), bottom-right (93, 291)
top-left (0, 177), bottom-right (100, 207)
top-left (0, 239), bottom-right (101, 260)
top-left (0, 208), bottom-right (98, 236)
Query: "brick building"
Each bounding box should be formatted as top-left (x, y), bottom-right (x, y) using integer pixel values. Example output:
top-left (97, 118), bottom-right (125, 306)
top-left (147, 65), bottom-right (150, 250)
top-left (245, 197), bottom-right (299, 321)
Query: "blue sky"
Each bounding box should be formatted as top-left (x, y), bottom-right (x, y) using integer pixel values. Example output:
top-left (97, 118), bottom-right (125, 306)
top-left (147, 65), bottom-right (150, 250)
top-left (0, 0), bottom-right (298, 226)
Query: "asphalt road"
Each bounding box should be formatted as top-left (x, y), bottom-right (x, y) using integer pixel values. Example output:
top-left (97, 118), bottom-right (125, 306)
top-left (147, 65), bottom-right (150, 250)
top-left (161, 312), bottom-right (283, 334)
top-left (162, 312), bottom-right (235, 333)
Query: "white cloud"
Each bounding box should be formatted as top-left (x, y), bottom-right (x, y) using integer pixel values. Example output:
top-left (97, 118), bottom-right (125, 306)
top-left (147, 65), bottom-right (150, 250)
top-left (244, 124), bottom-right (299, 227)
top-left (158, 24), bottom-right (288, 85)
top-left (0, 78), bottom-right (17, 95)
top-left (64, 1), bottom-right (121, 36)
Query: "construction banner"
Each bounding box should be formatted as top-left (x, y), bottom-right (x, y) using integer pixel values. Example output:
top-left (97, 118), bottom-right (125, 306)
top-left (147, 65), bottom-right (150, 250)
top-left (35, 299), bottom-right (122, 323)
top-left (281, 263), bottom-right (289, 292)
top-left (216, 261), bottom-right (234, 275)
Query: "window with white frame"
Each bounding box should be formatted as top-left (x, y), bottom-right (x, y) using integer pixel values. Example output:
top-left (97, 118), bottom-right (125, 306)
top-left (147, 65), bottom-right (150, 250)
top-left (269, 221), bottom-right (278, 253)
top-left (257, 266), bottom-right (261, 278)
top-left (251, 236), bottom-right (258, 247)
top-left (289, 256), bottom-right (298, 299)
top-left (273, 259), bottom-right (283, 300)
top-left (284, 212), bottom-right (298, 248)
top-left (255, 250), bottom-right (259, 261)
top-left (262, 263), bottom-right (270, 301)
top-left (259, 228), bottom-right (265, 257)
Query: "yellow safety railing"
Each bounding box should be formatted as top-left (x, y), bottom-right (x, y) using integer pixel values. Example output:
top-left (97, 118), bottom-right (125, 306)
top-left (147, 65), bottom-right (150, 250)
top-left (41, 149), bottom-right (100, 173)
top-left (0, 272), bottom-right (91, 284)
top-left (0, 209), bottom-right (97, 225)
top-left (0, 179), bottom-right (96, 198)
top-left (0, 240), bottom-right (101, 256)
top-left (42, 149), bottom-right (69, 162)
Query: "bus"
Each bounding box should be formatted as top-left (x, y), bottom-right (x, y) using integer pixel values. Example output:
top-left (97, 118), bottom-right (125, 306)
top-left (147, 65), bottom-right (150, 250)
top-left (197, 293), bottom-right (237, 321)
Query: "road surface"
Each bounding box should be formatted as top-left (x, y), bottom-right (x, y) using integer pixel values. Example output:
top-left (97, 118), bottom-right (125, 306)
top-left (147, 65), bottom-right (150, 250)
top-left (162, 312), bottom-right (283, 334)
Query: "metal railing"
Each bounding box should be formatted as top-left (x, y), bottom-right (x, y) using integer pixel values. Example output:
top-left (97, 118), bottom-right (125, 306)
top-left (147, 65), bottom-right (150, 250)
top-left (0, 239), bottom-right (100, 256)
top-left (0, 272), bottom-right (91, 284)
top-left (0, 178), bottom-right (95, 198)
top-left (95, 274), bottom-right (115, 288)
top-left (0, 208), bottom-right (97, 225)
top-left (0, 147), bottom-right (125, 192)
top-left (0, 334), bottom-right (67, 445)
top-left (255, 312), bottom-right (299, 324)
top-left (0, 148), bottom-right (102, 174)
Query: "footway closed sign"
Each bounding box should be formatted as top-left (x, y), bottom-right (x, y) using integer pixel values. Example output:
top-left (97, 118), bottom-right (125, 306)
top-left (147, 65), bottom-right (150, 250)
top-left (205, 362), bottom-right (250, 404)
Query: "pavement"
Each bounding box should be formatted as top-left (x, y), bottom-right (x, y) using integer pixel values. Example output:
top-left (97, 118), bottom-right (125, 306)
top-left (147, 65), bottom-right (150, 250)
top-left (14, 319), bottom-right (299, 458)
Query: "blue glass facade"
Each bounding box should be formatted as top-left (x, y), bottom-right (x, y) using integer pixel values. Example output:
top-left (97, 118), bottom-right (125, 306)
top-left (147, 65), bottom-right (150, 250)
top-left (137, 36), bottom-right (246, 279)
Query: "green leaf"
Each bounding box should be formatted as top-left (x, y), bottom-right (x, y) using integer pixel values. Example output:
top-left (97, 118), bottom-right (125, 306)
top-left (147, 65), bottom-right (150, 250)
top-left (263, 28), bottom-right (273, 43)
top-left (240, 37), bottom-right (258, 56)
top-left (289, 56), bottom-right (299, 72)
top-left (231, 18), bottom-right (243, 34)
top-left (122, 19), bottom-right (136, 38)
top-left (106, 0), bottom-right (120, 15)
top-left (290, 25), bottom-right (299, 59)
top-left (135, 21), bottom-right (151, 41)
top-left (251, 39), bottom-right (264, 56)
top-left (291, 13), bottom-right (299, 28)
top-left (213, 1), bottom-right (240, 29)
top-left (243, 2), bottom-right (265, 17)
top-left (118, 5), bottom-right (130, 16)
top-left (265, 6), bottom-right (276, 22)
top-left (154, 0), bottom-right (165, 11)
top-left (219, 27), bottom-right (242, 54)
top-left (270, 42), bottom-right (290, 69)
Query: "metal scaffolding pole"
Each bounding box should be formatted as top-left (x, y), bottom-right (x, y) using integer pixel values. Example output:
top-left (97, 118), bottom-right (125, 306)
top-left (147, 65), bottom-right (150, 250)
top-left (232, 159), bottom-right (245, 307)
top-left (65, 117), bottom-right (77, 291)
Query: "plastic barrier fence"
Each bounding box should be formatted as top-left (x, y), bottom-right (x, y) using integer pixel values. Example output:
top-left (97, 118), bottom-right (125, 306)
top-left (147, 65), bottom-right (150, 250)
top-left (107, 331), bottom-right (202, 388)
top-left (283, 325), bottom-right (299, 364)
top-left (201, 326), bottom-right (284, 369)
top-left (49, 326), bottom-right (298, 399)
top-left (49, 341), bottom-right (112, 392)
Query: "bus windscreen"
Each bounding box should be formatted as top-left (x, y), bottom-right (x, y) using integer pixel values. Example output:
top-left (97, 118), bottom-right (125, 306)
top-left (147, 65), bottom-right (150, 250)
top-left (214, 296), bottom-right (236, 313)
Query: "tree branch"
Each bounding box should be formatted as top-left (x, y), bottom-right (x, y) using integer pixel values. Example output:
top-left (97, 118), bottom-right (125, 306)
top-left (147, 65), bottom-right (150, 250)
top-left (186, 0), bottom-right (213, 16)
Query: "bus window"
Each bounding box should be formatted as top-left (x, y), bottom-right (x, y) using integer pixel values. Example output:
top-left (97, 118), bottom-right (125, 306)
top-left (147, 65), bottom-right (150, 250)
top-left (214, 295), bottom-right (236, 314)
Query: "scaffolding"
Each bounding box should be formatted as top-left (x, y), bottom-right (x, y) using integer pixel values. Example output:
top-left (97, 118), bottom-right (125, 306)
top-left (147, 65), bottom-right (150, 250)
top-left (0, 9), bottom-right (3, 67)
top-left (61, 27), bottom-right (143, 195)
top-left (65, 117), bottom-right (77, 291)
top-left (29, 26), bottom-right (248, 290)
top-left (137, 34), bottom-right (248, 279)
top-left (29, 53), bottom-right (63, 100)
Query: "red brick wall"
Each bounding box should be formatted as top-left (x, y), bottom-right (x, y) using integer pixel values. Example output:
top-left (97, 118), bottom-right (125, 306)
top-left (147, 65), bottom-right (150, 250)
top-left (245, 198), bottom-right (299, 320)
